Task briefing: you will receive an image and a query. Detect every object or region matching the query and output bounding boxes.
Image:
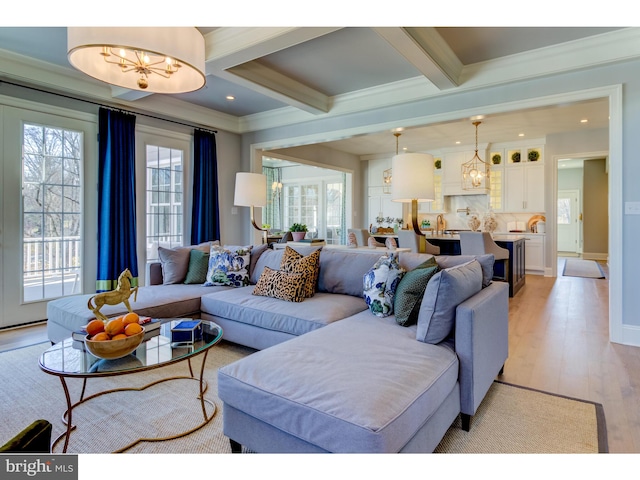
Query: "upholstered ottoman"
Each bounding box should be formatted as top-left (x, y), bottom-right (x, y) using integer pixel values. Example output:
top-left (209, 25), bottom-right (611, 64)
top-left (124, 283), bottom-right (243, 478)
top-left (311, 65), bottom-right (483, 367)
top-left (217, 311), bottom-right (460, 453)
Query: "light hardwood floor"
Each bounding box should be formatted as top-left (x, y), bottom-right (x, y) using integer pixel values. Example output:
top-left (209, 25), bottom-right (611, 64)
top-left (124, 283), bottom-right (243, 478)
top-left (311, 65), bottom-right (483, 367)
top-left (1, 260), bottom-right (638, 453)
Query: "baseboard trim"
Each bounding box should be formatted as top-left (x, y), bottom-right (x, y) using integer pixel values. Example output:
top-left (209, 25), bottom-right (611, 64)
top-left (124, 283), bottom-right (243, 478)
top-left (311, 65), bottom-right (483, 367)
top-left (582, 252), bottom-right (609, 261)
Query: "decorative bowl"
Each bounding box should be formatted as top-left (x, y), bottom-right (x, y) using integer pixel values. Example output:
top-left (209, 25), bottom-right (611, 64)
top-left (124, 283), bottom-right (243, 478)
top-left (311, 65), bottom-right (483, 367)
top-left (85, 329), bottom-right (144, 359)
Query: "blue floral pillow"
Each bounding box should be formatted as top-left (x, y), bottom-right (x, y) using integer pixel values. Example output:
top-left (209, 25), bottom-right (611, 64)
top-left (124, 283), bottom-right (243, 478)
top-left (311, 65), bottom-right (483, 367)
top-left (363, 254), bottom-right (406, 317)
top-left (204, 245), bottom-right (252, 287)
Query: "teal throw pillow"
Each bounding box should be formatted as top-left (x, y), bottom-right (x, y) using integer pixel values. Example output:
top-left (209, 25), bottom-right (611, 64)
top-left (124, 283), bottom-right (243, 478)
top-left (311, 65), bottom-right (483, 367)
top-left (363, 254), bottom-right (406, 317)
top-left (184, 249), bottom-right (210, 284)
top-left (394, 258), bottom-right (440, 327)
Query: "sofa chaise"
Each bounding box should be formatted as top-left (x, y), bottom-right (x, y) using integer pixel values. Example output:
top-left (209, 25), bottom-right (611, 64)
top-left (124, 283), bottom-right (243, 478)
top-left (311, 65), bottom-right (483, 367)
top-left (45, 243), bottom-right (509, 453)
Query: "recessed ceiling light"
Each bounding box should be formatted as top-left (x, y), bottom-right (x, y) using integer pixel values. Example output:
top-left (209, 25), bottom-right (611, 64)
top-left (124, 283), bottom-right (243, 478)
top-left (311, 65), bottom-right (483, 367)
top-left (226, 95), bottom-right (235, 101)
top-left (518, 133), bottom-right (525, 137)
top-left (455, 141), bottom-right (461, 144)
top-left (580, 119), bottom-right (588, 123)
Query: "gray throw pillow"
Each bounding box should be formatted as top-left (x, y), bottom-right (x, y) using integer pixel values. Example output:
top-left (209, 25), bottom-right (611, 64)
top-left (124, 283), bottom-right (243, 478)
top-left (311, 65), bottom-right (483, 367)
top-left (436, 254), bottom-right (495, 288)
top-left (158, 241), bottom-right (217, 285)
top-left (394, 257), bottom-right (439, 327)
top-left (158, 246), bottom-right (191, 285)
top-left (416, 259), bottom-right (483, 344)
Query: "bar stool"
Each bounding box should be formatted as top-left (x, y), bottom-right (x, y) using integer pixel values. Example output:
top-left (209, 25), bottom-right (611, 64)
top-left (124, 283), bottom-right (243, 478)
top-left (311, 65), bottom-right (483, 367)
top-left (396, 229), bottom-right (441, 255)
top-left (459, 232), bottom-right (509, 281)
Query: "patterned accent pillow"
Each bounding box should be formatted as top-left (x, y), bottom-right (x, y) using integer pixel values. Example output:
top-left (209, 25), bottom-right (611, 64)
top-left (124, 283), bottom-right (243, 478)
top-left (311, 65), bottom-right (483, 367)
top-left (363, 254), bottom-right (406, 317)
top-left (280, 246), bottom-right (321, 297)
top-left (184, 249), bottom-right (210, 284)
top-left (204, 245), bottom-right (252, 287)
top-left (252, 267), bottom-right (306, 302)
top-left (394, 257), bottom-right (439, 327)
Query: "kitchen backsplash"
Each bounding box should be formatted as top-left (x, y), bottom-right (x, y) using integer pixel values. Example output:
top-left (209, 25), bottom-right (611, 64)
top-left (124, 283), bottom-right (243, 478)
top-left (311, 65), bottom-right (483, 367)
top-left (418, 195), bottom-right (545, 233)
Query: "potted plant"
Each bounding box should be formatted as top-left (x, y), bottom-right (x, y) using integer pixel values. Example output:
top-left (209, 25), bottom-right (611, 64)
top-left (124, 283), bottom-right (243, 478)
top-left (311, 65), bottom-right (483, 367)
top-left (492, 153), bottom-right (501, 165)
top-left (511, 152), bottom-right (521, 163)
top-left (434, 159), bottom-right (442, 169)
top-left (289, 223), bottom-right (308, 241)
top-left (528, 150), bottom-right (540, 161)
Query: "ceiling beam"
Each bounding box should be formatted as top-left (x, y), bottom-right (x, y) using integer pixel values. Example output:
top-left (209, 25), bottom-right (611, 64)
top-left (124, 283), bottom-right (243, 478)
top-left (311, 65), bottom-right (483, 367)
top-left (203, 27), bottom-right (340, 114)
top-left (373, 27), bottom-right (463, 90)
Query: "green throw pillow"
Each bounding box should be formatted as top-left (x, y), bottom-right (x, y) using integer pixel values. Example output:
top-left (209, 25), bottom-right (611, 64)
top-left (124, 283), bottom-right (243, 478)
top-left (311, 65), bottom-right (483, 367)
top-left (394, 258), bottom-right (439, 327)
top-left (184, 249), bottom-right (210, 284)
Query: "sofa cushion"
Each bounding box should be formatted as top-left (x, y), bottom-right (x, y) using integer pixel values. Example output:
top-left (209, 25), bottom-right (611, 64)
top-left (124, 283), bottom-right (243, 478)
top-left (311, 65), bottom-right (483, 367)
top-left (46, 284), bottom-right (226, 343)
top-left (394, 257), bottom-right (439, 327)
top-left (253, 267), bottom-right (306, 302)
top-left (280, 246), bottom-right (320, 297)
top-left (218, 313), bottom-right (459, 453)
top-left (317, 249), bottom-right (382, 297)
top-left (201, 288), bottom-right (367, 337)
top-left (416, 259), bottom-right (483, 344)
top-left (184, 249), bottom-right (210, 284)
top-left (363, 254), bottom-right (405, 317)
top-left (205, 245), bottom-right (252, 287)
top-left (157, 241), bottom-right (213, 285)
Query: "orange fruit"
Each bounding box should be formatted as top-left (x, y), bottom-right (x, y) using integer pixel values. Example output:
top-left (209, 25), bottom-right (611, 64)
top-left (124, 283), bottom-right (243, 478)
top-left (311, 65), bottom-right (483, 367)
top-left (122, 312), bottom-right (140, 325)
top-left (86, 319), bottom-right (105, 336)
top-left (111, 333), bottom-right (128, 340)
top-left (124, 322), bottom-right (143, 336)
top-left (91, 332), bottom-right (111, 341)
top-left (105, 318), bottom-right (125, 336)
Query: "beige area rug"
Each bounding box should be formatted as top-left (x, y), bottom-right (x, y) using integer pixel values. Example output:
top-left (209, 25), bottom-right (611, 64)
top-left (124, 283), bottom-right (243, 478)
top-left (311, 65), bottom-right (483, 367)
top-left (0, 343), bottom-right (607, 454)
top-left (562, 258), bottom-right (605, 278)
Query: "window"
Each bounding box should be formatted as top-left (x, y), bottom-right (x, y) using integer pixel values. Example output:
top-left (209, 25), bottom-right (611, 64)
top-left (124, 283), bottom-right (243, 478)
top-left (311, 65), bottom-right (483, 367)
top-left (145, 145), bottom-right (183, 259)
top-left (558, 198), bottom-right (571, 224)
top-left (22, 123), bottom-right (83, 301)
top-left (325, 181), bottom-right (344, 244)
top-left (286, 184), bottom-right (319, 233)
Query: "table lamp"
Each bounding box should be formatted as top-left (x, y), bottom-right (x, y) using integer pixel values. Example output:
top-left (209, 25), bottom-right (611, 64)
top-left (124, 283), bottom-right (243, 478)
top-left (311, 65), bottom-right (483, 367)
top-left (391, 153), bottom-right (435, 235)
top-left (234, 172), bottom-right (267, 242)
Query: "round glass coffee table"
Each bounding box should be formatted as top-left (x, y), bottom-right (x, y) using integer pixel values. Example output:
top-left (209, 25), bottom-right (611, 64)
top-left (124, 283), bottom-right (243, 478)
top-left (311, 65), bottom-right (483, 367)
top-left (39, 318), bottom-right (223, 453)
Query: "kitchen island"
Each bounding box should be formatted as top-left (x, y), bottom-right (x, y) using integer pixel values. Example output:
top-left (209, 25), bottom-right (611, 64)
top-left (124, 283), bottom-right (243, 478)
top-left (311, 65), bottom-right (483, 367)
top-left (426, 233), bottom-right (526, 297)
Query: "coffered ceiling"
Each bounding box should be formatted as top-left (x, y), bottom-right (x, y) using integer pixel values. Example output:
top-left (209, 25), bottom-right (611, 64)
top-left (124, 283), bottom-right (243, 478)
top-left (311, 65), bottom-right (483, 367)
top-left (0, 26), bottom-right (630, 156)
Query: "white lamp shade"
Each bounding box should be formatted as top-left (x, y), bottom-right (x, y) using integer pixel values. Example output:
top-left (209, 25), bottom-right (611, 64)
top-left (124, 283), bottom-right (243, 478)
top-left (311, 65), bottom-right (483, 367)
top-left (67, 27), bottom-right (206, 94)
top-left (234, 172), bottom-right (267, 207)
top-left (391, 153), bottom-right (435, 202)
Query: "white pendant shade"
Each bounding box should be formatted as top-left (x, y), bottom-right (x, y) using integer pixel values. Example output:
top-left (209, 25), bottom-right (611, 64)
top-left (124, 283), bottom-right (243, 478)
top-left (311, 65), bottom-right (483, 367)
top-left (67, 27), bottom-right (206, 94)
top-left (391, 153), bottom-right (435, 202)
top-left (234, 173), bottom-right (267, 207)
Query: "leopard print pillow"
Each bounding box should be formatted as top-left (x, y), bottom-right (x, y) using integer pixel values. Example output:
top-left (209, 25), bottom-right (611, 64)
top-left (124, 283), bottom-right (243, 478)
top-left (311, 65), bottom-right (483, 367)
top-left (280, 246), bottom-right (320, 298)
top-left (252, 267), bottom-right (306, 302)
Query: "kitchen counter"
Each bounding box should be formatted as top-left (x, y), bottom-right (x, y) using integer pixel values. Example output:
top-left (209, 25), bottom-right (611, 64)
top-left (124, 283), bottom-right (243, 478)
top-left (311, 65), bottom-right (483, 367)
top-left (426, 233), bottom-right (526, 297)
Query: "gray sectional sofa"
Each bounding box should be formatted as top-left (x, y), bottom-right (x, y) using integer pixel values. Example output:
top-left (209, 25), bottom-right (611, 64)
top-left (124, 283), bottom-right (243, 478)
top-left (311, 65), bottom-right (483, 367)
top-left (46, 243), bottom-right (509, 453)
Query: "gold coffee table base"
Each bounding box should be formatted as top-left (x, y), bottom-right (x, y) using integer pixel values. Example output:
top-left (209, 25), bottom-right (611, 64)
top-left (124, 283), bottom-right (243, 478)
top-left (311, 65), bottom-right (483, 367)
top-left (52, 351), bottom-right (215, 453)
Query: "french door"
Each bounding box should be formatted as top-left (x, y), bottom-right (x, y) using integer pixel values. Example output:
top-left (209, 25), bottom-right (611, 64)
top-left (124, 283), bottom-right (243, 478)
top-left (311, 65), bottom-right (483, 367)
top-left (1, 103), bottom-right (97, 328)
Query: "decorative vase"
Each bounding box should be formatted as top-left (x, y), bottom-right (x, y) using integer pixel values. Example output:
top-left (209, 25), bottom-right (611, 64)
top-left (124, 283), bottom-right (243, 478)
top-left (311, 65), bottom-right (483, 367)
top-left (291, 231), bottom-right (306, 241)
top-left (468, 215), bottom-right (481, 232)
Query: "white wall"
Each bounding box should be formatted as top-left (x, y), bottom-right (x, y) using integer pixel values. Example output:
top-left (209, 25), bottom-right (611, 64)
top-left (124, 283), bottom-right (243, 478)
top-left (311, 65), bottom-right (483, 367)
top-left (240, 59), bottom-right (640, 345)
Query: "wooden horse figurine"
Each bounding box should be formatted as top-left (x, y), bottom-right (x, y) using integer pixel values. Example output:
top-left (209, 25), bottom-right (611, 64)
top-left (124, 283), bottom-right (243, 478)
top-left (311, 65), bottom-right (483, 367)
top-left (87, 268), bottom-right (138, 322)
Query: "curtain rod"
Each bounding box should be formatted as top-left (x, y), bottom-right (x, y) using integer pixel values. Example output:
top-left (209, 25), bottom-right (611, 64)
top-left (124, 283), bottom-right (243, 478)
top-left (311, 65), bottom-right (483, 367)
top-left (0, 78), bottom-right (218, 134)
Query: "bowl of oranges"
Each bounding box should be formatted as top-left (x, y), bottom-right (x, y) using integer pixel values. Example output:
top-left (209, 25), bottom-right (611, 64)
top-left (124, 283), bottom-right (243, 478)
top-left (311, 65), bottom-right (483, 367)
top-left (84, 312), bottom-right (145, 360)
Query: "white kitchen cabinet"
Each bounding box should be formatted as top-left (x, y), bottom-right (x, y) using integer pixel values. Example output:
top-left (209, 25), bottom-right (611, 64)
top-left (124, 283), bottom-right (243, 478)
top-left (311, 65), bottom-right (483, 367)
top-left (504, 163), bottom-right (545, 212)
top-left (368, 194), bottom-right (402, 228)
top-left (524, 234), bottom-right (545, 273)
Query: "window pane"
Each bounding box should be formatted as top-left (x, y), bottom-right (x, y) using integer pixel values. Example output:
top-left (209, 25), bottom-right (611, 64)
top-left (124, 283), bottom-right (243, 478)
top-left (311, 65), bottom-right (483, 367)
top-left (146, 144), bottom-right (184, 258)
top-left (558, 198), bottom-right (571, 224)
top-left (23, 123), bottom-right (83, 302)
